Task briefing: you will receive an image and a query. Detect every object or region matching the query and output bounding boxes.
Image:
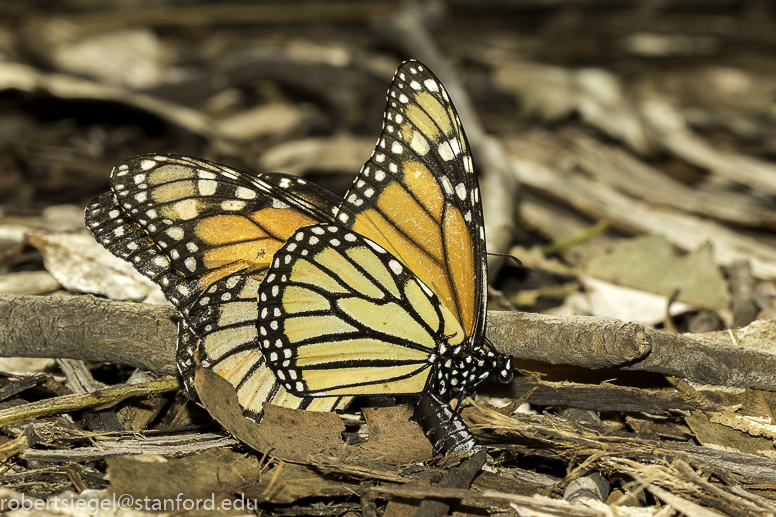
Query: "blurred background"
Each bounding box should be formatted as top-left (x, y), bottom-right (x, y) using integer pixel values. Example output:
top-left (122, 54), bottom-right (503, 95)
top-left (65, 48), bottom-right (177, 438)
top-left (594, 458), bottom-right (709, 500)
top-left (2, 0), bottom-right (775, 332)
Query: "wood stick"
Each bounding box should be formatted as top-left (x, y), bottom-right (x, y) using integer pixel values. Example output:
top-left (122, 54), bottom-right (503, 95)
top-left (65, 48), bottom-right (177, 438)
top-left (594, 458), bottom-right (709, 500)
top-left (0, 295), bottom-right (177, 375)
top-left (2, 295), bottom-right (774, 391)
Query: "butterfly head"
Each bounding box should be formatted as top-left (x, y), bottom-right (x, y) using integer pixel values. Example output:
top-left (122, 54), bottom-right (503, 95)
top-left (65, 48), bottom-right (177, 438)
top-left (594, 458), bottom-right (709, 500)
top-left (494, 353), bottom-right (514, 384)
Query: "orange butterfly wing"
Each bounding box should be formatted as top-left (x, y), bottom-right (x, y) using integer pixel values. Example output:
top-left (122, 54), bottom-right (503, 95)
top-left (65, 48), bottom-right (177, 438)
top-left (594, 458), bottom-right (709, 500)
top-left (333, 61), bottom-right (486, 348)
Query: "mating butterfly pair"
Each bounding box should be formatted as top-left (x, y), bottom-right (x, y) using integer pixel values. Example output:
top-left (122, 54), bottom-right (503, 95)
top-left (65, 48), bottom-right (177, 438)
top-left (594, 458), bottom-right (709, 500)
top-left (85, 60), bottom-right (513, 453)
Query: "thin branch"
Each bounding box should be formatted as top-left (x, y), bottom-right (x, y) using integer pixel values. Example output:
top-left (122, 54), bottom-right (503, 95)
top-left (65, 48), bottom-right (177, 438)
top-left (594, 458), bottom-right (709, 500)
top-left (0, 376), bottom-right (180, 427)
top-left (2, 295), bottom-right (775, 392)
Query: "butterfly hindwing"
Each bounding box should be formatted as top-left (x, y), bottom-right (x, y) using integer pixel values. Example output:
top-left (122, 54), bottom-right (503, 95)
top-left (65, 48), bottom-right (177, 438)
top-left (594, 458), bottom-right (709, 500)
top-left (256, 224), bottom-right (467, 397)
top-left (184, 271), bottom-right (350, 419)
top-left (334, 61), bottom-right (486, 348)
top-left (85, 154), bottom-right (352, 419)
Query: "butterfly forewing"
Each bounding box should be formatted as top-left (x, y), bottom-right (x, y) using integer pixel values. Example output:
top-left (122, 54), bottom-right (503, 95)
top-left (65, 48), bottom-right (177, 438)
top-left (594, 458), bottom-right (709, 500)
top-left (256, 224), bottom-right (466, 398)
top-left (85, 192), bottom-right (202, 310)
top-left (333, 61), bottom-right (486, 349)
top-left (85, 154), bottom-right (351, 419)
top-left (107, 155), bottom-right (334, 287)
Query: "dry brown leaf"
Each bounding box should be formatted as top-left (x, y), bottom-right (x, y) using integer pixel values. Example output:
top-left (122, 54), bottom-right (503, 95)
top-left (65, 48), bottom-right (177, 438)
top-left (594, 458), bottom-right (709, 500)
top-left (0, 61), bottom-right (216, 139)
top-left (586, 235), bottom-right (731, 312)
top-left (641, 97), bottom-right (776, 196)
top-left (684, 411), bottom-right (775, 460)
top-left (107, 448), bottom-right (260, 500)
top-left (0, 271), bottom-right (60, 296)
top-left (27, 231), bottom-right (165, 303)
top-left (259, 136), bottom-right (373, 176)
top-left (195, 367), bottom-right (346, 461)
top-left (493, 61), bottom-right (650, 153)
top-left (217, 103), bottom-right (318, 142)
top-left (357, 406), bottom-right (432, 462)
top-left (511, 155), bottom-right (776, 279)
top-left (242, 462), bottom-right (360, 504)
top-left (195, 368), bottom-right (433, 464)
top-left (566, 276), bottom-right (693, 325)
top-left (674, 381), bottom-right (776, 459)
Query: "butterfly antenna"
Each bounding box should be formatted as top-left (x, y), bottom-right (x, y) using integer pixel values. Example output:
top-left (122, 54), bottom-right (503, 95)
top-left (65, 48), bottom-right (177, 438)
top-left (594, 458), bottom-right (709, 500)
top-left (487, 251), bottom-right (523, 267)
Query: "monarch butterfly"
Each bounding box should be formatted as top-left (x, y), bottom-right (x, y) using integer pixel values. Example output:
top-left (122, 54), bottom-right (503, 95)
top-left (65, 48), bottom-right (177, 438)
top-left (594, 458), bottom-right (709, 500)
top-left (84, 155), bottom-right (353, 421)
top-left (85, 60), bottom-right (514, 454)
top-left (256, 61), bottom-right (513, 433)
